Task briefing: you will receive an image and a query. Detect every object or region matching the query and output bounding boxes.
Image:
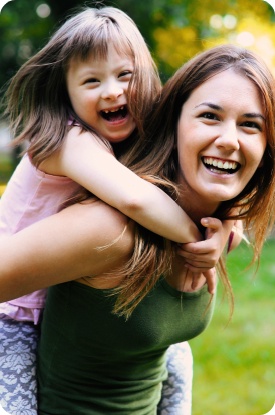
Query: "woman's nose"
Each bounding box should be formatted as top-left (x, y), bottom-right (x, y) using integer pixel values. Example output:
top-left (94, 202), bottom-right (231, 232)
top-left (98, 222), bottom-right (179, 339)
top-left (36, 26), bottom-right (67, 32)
top-left (215, 123), bottom-right (240, 151)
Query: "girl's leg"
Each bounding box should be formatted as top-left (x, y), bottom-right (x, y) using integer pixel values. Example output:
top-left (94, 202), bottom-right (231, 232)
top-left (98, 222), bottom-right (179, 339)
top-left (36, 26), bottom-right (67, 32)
top-left (0, 319), bottom-right (39, 415)
top-left (157, 342), bottom-right (193, 415)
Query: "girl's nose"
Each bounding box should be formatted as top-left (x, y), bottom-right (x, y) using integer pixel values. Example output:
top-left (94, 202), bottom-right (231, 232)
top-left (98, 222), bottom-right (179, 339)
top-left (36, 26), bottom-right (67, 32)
top-left (215, 123), bottom-right (240, 151)
top-left (101, 80), bottom-right (123, 100)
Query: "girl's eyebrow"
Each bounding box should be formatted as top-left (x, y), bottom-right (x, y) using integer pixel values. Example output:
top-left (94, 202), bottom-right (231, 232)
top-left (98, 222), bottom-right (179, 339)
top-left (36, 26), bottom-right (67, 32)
top-left (195, 102), bottom-right (266, 121)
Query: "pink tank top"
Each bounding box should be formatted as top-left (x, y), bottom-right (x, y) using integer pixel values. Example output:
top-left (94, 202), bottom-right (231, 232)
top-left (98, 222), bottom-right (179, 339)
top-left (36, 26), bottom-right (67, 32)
top-left (0, 154), bottom-right (81, 324)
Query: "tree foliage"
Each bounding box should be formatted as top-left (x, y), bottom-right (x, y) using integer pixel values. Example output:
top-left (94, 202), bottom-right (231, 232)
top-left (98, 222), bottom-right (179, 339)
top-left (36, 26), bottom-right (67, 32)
top-left (0, 0), bottom-right (274, 96)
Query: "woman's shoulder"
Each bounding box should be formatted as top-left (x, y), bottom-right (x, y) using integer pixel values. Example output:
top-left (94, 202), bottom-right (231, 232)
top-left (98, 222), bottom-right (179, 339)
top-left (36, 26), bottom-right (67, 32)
top-left (0, 200), bottom-right (135, 303)
top-left (64, 200), bottom-right (135, 254)
top-left (58, 201), bottom-right (135, 279)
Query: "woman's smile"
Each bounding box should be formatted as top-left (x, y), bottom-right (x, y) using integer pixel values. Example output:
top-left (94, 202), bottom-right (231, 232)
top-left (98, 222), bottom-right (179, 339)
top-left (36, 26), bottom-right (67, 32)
top-left (177, 68), bottom-right (266, 213)
top-left (201, 156), bottom-right (241, 175)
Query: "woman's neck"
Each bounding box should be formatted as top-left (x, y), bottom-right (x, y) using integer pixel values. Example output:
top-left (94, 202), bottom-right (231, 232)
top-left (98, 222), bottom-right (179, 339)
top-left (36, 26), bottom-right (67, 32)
top-left (178, 188), bottom-right (219, 228)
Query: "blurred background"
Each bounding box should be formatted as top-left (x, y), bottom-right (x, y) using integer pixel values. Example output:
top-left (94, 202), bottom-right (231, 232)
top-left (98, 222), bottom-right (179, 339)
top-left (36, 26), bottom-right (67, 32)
top-left (0, 0), bottom-right (274, 414)
top-left (0, 0), bottom-right (275, 181)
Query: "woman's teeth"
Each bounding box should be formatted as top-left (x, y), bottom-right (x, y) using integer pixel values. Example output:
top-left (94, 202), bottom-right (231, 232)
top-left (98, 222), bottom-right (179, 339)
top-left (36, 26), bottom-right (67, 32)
top-left (203, 157), bottom-right (239, 172)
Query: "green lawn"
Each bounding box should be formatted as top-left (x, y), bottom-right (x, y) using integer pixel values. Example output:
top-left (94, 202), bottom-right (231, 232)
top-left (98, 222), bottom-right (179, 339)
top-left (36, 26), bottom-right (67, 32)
top-left (190, 240), bottom-right (275, 415)
top-left (0, 154), bottom-right (14, 185)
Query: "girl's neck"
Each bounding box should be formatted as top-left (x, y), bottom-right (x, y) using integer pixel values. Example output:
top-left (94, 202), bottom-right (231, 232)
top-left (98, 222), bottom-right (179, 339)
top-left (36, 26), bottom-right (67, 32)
top-left (112, 132), bottom-right (137, 159)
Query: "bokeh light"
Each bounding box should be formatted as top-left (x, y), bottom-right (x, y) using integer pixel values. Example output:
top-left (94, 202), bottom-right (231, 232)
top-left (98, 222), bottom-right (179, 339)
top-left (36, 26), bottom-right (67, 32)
top-left (36, 3), bottom-right (51, 18)
top-left (236, 31), bottom-right (255, 47)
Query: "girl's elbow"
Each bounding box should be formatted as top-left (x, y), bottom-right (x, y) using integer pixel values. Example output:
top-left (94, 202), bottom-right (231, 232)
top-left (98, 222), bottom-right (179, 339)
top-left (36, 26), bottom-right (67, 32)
top-left (120, 196), bottom-right (147, 218)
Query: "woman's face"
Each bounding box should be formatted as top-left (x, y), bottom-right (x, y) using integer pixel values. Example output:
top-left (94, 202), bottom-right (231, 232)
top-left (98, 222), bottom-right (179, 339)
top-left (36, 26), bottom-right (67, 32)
top-left (177, 68), bottom-right (267, 214)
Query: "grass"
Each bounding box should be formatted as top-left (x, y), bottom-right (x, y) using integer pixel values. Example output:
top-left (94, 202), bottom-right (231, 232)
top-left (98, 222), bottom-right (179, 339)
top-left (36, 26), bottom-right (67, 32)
top-left (0, 154), bottom-right (14, 185)
top-left (190, 240), bottom-right (275, 415)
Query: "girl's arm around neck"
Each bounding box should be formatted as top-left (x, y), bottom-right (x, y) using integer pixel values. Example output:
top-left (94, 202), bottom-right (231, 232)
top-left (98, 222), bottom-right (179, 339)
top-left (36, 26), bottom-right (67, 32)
top-left (39, 127), bottom-right (201, 244)
top-left (0, 201), bottom-right (134, 302)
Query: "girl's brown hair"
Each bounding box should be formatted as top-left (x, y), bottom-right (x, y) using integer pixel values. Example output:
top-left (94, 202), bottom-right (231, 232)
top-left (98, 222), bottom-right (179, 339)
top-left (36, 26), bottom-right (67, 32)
top-left (4, 6), bottom-right (161, 166)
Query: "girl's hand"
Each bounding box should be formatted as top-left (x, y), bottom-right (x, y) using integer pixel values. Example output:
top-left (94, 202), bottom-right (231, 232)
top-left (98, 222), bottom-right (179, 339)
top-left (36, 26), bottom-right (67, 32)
top-left (177, 217), bottom-right (233, 272)
top-left (190, 268), bottom-right (217, 294)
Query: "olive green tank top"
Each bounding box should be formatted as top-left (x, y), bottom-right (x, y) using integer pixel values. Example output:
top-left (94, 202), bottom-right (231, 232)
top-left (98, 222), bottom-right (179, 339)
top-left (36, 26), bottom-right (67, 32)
top-left (38, 279), bottom-right (215, 414)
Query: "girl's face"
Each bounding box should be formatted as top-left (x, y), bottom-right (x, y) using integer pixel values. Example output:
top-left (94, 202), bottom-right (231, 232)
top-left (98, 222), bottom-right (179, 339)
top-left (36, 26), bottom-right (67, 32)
top-left (177, 69), bottom-right (267, 215)
top-left (66, 45), bottom-right (136, 143)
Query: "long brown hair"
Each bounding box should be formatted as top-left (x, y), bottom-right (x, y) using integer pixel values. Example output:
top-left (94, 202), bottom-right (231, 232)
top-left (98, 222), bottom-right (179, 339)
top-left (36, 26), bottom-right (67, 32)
top-left (3, 6), bottom-right (161, 166)
top-left (128, 44), bottom-right (275, 253)
top-left (112, 45), bottom-right (275, 318)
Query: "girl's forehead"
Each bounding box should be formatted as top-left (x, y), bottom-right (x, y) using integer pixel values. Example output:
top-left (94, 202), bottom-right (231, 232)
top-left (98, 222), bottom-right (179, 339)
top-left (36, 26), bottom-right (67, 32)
top-left (75, 46), bottom-right (133, 64)
top-left (67, 45), bottom-right (133, 73)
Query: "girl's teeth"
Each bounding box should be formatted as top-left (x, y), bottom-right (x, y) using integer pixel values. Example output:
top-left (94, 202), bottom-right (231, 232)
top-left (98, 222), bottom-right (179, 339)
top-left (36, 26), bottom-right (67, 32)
top-left (103, 106), bottom-right (124, 114)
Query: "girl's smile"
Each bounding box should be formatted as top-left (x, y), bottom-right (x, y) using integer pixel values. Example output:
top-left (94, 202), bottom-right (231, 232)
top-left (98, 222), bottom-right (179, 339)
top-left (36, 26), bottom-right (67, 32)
top-left (177, 68), bottom-right (266, 216)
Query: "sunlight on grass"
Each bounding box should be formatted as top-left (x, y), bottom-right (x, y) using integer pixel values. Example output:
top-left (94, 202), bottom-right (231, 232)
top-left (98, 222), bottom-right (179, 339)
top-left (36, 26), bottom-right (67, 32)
top-left (0, 184), bottom-right (6, 195)
top-left (190, 240), bottom-right (275, 415)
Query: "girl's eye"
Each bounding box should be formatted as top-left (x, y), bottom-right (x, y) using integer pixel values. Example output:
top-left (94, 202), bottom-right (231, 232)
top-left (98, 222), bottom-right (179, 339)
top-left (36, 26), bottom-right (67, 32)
top-left (119, 71), bottom-right (132, 80)
top-left (85, 78), bottom-right (99, 84)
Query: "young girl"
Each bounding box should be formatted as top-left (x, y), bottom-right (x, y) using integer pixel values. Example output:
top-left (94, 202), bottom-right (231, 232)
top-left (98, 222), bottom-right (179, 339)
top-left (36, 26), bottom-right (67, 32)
top-left (0, 6), bottom-right (227, 415)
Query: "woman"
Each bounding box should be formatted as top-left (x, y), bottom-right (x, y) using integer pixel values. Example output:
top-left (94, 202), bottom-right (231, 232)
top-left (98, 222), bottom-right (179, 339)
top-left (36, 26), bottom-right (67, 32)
top-left (0, 44), bottom-right (274, 414)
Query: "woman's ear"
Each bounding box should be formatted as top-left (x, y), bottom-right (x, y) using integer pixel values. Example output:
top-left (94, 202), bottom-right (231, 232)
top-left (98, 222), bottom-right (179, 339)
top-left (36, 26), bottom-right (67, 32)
top-left (258, 159), bottom-right (264, 168)
top-left (257, 151), bottom-right (266, 168)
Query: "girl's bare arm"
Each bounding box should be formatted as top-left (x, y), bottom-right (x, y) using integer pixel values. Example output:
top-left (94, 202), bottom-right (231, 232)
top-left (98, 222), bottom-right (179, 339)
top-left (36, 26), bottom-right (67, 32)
top-left (39, 127), bottom-right (201, 244)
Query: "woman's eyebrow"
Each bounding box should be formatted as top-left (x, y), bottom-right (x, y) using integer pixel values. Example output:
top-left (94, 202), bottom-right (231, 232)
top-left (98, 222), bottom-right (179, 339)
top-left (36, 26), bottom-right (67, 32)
top-left (244, 112), bottom-right (266, 121)
top-left (195, 103), bottom-right (266, 121)
top-left (195, 102), bottom-right (223, 111)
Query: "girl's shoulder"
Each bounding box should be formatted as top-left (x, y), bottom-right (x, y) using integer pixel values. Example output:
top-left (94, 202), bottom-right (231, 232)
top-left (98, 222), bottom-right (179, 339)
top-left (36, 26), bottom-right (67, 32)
top-left (66, 125), bottom-right (114, 153)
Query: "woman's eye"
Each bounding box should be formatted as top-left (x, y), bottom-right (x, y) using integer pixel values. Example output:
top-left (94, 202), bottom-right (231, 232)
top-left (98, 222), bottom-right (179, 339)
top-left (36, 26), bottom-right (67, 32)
top-left (200, 112), bottom-right (218, 120)
top-left (242, 121), bottom-right (262, 131)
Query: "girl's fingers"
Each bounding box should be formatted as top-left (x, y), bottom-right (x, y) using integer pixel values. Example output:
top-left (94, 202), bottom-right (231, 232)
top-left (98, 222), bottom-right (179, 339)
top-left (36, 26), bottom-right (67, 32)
top-left (190, 269), bottom-right (216, 294)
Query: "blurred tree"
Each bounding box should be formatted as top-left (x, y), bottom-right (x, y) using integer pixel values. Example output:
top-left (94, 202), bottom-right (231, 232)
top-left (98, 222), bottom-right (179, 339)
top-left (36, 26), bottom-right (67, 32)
top-left (0, 0), bottom-right (274, 97)
top-left (0, 0), bottom-right (55, 94)
top-left (151, 0), bottom-right (275, 78)
top-left (0, 0), bottom-right (274, 175)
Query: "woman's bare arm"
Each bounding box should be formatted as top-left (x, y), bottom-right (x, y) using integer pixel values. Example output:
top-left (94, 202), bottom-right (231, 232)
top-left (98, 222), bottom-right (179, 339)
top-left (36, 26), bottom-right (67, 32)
top-left (0, 201), bottom-right (134, 302)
